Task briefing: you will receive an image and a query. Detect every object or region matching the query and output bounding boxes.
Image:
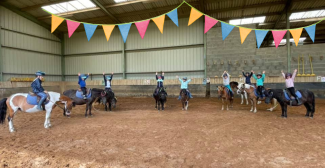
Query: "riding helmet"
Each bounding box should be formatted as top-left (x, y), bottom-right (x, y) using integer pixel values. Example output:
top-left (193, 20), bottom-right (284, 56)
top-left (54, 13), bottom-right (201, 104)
top-left (81, 74), bottom-right (87, 79)
top-left (35, 71), bottom-right (45, 76)
top-left (245, 72), bottom-right (250, 75)
top-left (106, 76), bottom-right (111, 80)
top-left (285, 73), bottom-right (292, 78)
top-left (223, 74), bottom-right (228, 77)
top-left (183, 77), bottom-right (187, 80)
top-left (256, 73), bottom-right (262, 77)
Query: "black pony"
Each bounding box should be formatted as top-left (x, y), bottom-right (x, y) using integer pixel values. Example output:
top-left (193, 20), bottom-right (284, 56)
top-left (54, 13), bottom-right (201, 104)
top-left (101, 89), bottom-right (117, 111)
top-left (63, 88), bottom-right (103, 117)
top-left (180, 89), bottom-right (190, 111)
top-left (265, 89), bottom-right (315, 118)
top-left (154, 88), bottom-right (167, 111)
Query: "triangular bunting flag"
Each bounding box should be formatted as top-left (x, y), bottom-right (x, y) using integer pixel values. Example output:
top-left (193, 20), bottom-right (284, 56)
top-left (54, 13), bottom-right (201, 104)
top-left (239, 27), bottom-right (252, 44)
top-left (255, 30), bottom-right (268, 49)
top-left (102, 25), bottom-right (115, 41)
top-left (152, 15), bottom-right (165, 34)
top-left (135, 20), bottom-right (150, 39)
top-left (305, 24), bottom-right (316, 43)
top-left (66, 20), bottom-right (80, 38)
top-left (188, 8), bottom-right (203, 26)
top-left (83, 23), bottom-right (98, 41)
top-left (204, 15), bottom-right (218, 34)
top-left (167, 9), bottom-right (179, 27)
top-left (221, 22), bottom-right (235, 40)
top-left (289, 28), bottom-right (303, 46)
top-left (118, 23), bottom-right (132, 43)
top-left (272, 30), bottom-right (287, 48)
top-left (51, 15), bottom-right (64, 33)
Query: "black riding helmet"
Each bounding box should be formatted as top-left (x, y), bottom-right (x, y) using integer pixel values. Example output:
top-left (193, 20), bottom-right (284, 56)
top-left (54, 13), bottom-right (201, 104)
top-left (285, 73), bottom-right (292, 78)
top-left (256, 73), bottom-right (262, 77)
top-left (35, 71), bottom-right (45, 76)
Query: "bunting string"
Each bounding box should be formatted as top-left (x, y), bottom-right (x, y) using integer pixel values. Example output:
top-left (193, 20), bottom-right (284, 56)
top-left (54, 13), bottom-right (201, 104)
top-left (47, 0), bottom-right (325, 47)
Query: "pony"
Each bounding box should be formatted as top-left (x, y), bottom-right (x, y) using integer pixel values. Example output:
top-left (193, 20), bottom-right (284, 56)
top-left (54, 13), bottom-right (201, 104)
top-left (154, 88), bottom-right (167, 111)
top-left (230, 81), bottom-right (249, 105)
top-left (100, 89), bottom-right (117, 112)
top-left (63, 88), bottom-right (103, 117)
top-left (237, 83), bottom-right (278, 113)
top-left (180, 89), bottom-right (190, 111)
top-left (217, 86), bottom-right (234, 110)
top-left (264, 89), bottom-right (315, 118)
top-left (0, 92), bottom-right (74, 133)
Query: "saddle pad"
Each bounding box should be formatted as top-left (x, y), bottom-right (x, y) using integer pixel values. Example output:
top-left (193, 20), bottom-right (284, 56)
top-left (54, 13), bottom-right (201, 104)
top-left (225, 87), bottom-right (231, 96)
top-left (76, 89), bottom-right (92, 99)
top-left (254, 89), bottom-right (265, 98)
top-left (284, 90), bottom-right (302, 100)
top-left (26, 94), bottom-right (49, 105)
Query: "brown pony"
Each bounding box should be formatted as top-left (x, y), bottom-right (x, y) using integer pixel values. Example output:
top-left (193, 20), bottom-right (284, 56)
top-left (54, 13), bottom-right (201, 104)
top-left (0, 92), bottom-right (74, 133)
top-left (217, 86), bottom-right (234, 111)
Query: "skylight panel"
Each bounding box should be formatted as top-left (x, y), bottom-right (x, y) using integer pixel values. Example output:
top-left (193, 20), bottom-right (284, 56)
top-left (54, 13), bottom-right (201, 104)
top-left (42, 0), bottom-right (96, 14)
top-left (290, 10), bottom-right (325, 20)
top-left (229, 16), bottom-right (265, 26)
top-left (114, 0), bottom-right (127, 3)
top-left (273, 37), bottom-right (306, 45)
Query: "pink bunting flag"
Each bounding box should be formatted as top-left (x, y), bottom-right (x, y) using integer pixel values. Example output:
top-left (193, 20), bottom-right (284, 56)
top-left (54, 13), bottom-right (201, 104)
top-left (66, 20), bottom-right (80, 38)
top-left (272, 30), bottom-right (287, 48)
top-left (204, 16), bottom-right (218, 34)
top-left (135, 20), bottom-right (150, 39)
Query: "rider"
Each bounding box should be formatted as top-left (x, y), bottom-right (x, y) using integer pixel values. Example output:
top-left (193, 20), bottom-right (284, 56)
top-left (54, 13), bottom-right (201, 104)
top-left (78, 72), bottom-right (90, 99)
top-left (103, 72), bottom-right (114, 92)
top-left (252, 71), bottom-right (266, 100)
top-left (176, 76), bottom-right (193, 100)
top-left (222, 71), bottom-right (233, 98)
top-left (242, 70), bottom-right (253, 85)
top-left (31, 71), bottom-right (46, 110)
top-left (154, 72), bottom-right (165, 96)
top-left (282, 69), bottom-right (301, 104)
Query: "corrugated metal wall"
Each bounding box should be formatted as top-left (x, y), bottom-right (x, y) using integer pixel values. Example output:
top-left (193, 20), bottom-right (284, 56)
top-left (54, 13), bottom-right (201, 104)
top-left (0, 6), bottom-right (62, 81)
top-left (64, 17), bottom-right (204, 81)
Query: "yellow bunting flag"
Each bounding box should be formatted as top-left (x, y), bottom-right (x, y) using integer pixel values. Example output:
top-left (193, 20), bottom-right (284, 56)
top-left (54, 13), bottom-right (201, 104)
top-left (239, 27), bottom-right (252, 44)
top-left (188, 8), bottom-right (203, 26)
top-left (289, 28), bottom-right (303, 46)
top-left (51, 15), bottom-right (64, 33)
top-left (102, 25), bottom-right (115, 41)
top-left (152, 15), bottom-right (165, 34)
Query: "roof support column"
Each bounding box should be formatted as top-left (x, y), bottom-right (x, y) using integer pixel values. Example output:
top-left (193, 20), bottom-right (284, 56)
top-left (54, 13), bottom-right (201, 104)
top-left (61, 34), bottom-right (65, 81)
top-left (122, 42), bottom-right (126, 79)
top-left (286, 0), bottom-right (292, 72)
top-left (0, 26), bottom-right (3, 81)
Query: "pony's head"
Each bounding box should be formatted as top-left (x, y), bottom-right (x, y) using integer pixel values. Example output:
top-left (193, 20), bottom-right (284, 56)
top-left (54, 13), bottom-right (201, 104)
top-left (217, 86), bottom-right (225, 98)
top-left (237, 83), bottom-right (245, 94)
top-left (59, 95), bottom-right (74, 117)
top-left (264, 90), bottom-right (273, 104)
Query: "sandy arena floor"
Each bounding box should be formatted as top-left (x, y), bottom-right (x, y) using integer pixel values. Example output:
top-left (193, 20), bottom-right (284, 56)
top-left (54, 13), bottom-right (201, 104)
top-left (0, 97), bottom-right (325, 168)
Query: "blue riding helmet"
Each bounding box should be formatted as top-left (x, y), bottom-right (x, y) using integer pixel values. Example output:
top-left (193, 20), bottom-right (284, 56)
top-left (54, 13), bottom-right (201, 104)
top-left (183, 77), bottom-right (187, 80)
top-left (80, 74), bottom-right (87, 79)
top-left (106, 76), bottom-right (111, 80)
top-left (223, 74), bottom-right (228, 77)
top-left (257, 73), bottom-right (262, 77)
top-left (35, 71), bottom-right (45, 76)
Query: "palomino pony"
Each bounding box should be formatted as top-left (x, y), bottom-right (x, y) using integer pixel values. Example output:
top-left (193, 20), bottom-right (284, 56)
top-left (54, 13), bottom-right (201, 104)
top-left (230, 81), bottom-right (248, 105)
top-left (265, 89), bottom-right (315, 118)
top-left (217, 86), bottom-right (234, 110)
top-left (180, 89), bottom-right (189, 111)
top-left (237, 83), bottom-right (278, 113)
top-left (0, 92), bottom-right (74, 133)
top-left (63, 88), bottom-right (103, 117)
top-left (100, 89), bottom-right (117, 112)
top-left (154, 88), bottom-right (167, 111)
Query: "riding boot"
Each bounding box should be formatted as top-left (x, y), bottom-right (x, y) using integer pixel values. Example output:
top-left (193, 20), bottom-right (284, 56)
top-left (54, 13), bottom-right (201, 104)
top-left (83, 95), bottom-right (87, 100)
top-left (189, 92), bottom-right (193, 99)
top-left (37, 99), bottom-right (45, 111)
top-left (178, 95), bottom-right (181, 100)
top-left (296, 97), bottom-right (301, 105)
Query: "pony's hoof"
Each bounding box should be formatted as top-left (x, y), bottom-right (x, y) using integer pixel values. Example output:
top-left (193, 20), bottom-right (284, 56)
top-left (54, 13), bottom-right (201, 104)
top-left (310, 116), bottom-right (314, 119)
top-left (305, 115), bottom-right (309, 118)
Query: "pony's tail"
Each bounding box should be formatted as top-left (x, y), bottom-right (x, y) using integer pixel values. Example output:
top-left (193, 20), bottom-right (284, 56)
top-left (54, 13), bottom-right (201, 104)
top-left (0, 98), bottom-right (8, 124)
top-left (311, 91), bottom-right (315, 113)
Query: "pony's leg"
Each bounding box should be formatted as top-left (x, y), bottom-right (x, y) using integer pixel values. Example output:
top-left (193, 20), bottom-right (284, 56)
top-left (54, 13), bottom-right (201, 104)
top-left (221, 99), bottom-right (224, 110)
top-left (186, 101), bottom-right (189, 110)
top-left (253, 100), bottom-right (257, 113)
top-left (245, 92), bottom-right (249, 105)
top-left (250, 99), bottom-right (254, 112)
top-left (44, 109), bottom-right (52, 128)
top-left (161, 101), bottom-right (164, 111)
top-left (226, 99), bottom-right (229, 111)
top-left (283, 104), bottom-right (288, 118)
top-left (304, 103), bottom-right (310, 117)
top-left (7, 104), bottom-right (16, 133)
top-left (85, 103), bottom-right (89, 117)
top-left (240, 94), bottom-right (244, 104)
top-left (109, 103), bottom-right (112, 111)
top-left (158, 100), bottom-right (161, 111)
top-left (89, 103), bottom-right (93, 116)
top-left (105, 104), bottom-right (108, 111)
top-left (257, 100), bottom-right (261, 105)
top-left (155, 100), bottom-right (157, 109)
top-left (182, 102), bottom-right (184, 110)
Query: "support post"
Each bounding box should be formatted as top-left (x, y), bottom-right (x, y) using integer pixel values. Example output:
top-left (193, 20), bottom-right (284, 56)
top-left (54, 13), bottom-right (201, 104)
top-left (61, 34), bottom-right (65, 81)
top-left (0, 26), bottom-right (2, 81)
top-left (122, 42), bottom-right (126, 79)
top-left (286, 0), bottom-right (291, 72)
top-left (204, 31), bottom-right (207, 79)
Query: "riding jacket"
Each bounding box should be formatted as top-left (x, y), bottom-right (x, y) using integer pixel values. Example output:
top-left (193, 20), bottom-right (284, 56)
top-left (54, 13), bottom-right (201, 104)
top-left (103, 74), bottom-right (113, 88)
top-left (179, 78), bottom-right (191, 89)
top-left (242, 72), bottom-right (253, 84)
top-left (253, 74), bottom-right (265, 86)
top-left (222, 72), bottom-right (230, 86)
top-left (78, 75), bottom-right (88, 88)
top-left (156, 75), bottom-right (164, 88)
top-left (282, 71), bottom-right (296, 88)
top-left (31, 78), bottom-right (44, 93)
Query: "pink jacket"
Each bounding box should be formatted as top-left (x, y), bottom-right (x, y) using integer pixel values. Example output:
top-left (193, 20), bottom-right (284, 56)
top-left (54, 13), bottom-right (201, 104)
top-left (282, 71), bottom-right (296, 88)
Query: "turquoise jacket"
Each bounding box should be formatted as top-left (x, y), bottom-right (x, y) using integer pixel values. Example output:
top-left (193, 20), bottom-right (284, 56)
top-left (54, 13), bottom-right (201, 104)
top-left (253, 74), bottom-right (265, 86)
top-left (179, 78), bottom-right (191, 89)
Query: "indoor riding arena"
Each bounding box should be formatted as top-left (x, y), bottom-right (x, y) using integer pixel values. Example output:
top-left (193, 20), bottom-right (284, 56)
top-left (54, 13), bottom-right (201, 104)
top-left (1, 0), bottom-right (325, 167)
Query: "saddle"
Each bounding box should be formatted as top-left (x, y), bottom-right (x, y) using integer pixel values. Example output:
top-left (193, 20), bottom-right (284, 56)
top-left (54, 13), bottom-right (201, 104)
top-left (76, 88), bottom-right (92, 99)
top-left (254, 88), bottom-right (265, 98)
top-left (27, 91), bottom-right (50, 106)
top-left (283, 89), bottom-right (302, 100)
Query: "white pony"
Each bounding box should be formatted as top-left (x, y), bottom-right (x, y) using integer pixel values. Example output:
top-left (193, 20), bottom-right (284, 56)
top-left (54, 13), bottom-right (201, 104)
top-left (237, 83), bottom-right (278, 113)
